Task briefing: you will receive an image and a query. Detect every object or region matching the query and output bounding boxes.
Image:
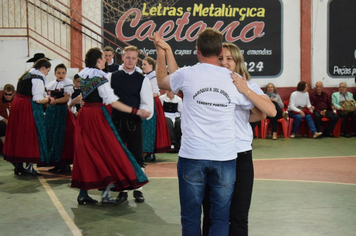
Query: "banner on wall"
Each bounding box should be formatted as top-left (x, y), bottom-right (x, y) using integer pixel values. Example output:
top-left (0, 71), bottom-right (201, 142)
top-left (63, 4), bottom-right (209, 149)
top-left (103, 0), bottom-right (282, 77)
top-left (328, 0), bottom-right (356, 77)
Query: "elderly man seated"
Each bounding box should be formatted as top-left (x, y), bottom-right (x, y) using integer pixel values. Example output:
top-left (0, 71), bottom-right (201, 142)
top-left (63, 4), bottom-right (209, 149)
top-left (331, 82), bottom-right (356, 138)
top-left (310, 81), bottom-right (339, 137)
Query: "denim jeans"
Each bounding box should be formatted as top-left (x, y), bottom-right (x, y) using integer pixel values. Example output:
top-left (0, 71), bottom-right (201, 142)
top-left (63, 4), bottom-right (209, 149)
top-left (177, 157), bottom-right (236, 236)
top-left (289, 111), bottom-right (317, 134)
top-left (202, 151), bottom-right (254, 236)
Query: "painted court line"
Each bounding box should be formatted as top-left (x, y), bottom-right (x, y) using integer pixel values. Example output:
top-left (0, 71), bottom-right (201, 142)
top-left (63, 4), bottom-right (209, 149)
top-left (254, 155), bottom-right (356, 161)
top-left (254, 178), bottom-right (356, 186)
top-left (37, 175), bottom-right (82, 236)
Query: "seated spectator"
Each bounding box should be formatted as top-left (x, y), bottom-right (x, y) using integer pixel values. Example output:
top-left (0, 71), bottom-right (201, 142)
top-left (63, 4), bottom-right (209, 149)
top-left (159, 90), bottom-right (183, 153)
top-left (0, 84), bottom-right (15, 143)
top-left (288, 81), bottom-right (322, 139)
top-left (310, 81), bottom-right (339, 137)
top-left (264, 83), bottom-right (288, 140)
top-left (331, 82), bottom-right (356, 138)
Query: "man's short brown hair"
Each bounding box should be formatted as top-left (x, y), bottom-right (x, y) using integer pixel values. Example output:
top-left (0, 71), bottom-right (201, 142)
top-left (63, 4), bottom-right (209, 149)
top-left (196, 28), bottom-right (223, 57)
top-left (4, 84), bottom-right (14, 92)
top-left (103, 46), bottom-right (115, 53)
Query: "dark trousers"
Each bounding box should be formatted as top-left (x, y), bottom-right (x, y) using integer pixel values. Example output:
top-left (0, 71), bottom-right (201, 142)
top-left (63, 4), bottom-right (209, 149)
top-left (113, 118), bottom-right (144, 167)
top-left (313, 110), bottom-right (339, 134)
top-left (203, 150), bottom-right (254, 236)
top-left (165, 117), bottom-right (182, 151)
top-left (267, 101), bottom-right (283, 132)
top-left (337, 110), bottom-right (356, 134)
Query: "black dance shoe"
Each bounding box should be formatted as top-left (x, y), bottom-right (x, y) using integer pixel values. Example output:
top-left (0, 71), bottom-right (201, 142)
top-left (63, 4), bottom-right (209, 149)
top-left (77, 196), bottom-right (98, 205)
top-left (115, 192), bottom-right (128, 204)
top-left (59, 165), bottom-right (71, 173)
top-left (14, 167), bottom-right (27, 176)
top-left (144, 154), bottom-right (156, 162)
top-left (133, 190), bottom-right (145, 203)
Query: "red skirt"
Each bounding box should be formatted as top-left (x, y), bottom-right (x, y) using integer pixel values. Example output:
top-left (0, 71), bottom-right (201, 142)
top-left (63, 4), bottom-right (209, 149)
top-left (60, 107), bottom-right (75, 164)
top-left (154, 97), bottom-right (171, 153)
top-left (3, 96), bottom-right (43, 163)
top-left (71, 103), bottom-right (148, 190)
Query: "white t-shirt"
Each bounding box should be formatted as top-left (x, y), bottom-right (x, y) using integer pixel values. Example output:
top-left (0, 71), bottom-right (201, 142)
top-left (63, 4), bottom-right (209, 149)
top-left (288, 91), bottom-right (311, 112)
top-left (170, 63), bottom-right (254, 161)
top-left (235, 81), bottom-right (266, 153)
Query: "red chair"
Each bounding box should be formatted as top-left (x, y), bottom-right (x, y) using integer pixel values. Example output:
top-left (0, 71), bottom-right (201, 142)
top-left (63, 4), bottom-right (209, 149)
top-left (254, 123), bottom-right (259, 139)
top-left (260, 118), bottom-right (288, 139)
top-left (333, 117), bottom-right (352, 137)
top-left (320, 117), bottom-right (342, 137)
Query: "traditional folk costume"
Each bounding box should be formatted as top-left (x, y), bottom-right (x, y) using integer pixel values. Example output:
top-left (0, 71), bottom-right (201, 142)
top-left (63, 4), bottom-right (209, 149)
top-left (159, 93), bottom-right (183, 152)
top-left (142, 70), bottom-right (171, 159)
top-left (109, 67), bottom-right (154, 203)
top-left (45, 78), bottom-right (75, 168)
top-left (109, 68), bottom-right (154, 168)
top-left (3, 68), bottom-right (48, 174)
top-left (71, 68), bottom-right (148, 192)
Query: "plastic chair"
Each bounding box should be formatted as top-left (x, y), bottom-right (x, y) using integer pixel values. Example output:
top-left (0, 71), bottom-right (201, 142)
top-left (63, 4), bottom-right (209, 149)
top-left (260, 118), bottom-right (288, 139)
top-left (333, 117), bottom-right (352, 137)
top-left (254, 124), bottom-right (259, 139)
top-left (321, 117), bottom-right (342, 137)
top-left (287, 117), bottom-right (313, 138)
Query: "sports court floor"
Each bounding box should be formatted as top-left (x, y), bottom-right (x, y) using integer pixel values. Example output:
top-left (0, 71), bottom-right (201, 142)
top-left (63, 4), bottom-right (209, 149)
top-left (0, 136), bottom-right (355, 236)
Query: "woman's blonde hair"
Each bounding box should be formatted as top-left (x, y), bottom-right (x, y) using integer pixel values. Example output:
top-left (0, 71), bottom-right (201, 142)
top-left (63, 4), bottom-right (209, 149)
top-left (222, 42), bottom-right (250, 81)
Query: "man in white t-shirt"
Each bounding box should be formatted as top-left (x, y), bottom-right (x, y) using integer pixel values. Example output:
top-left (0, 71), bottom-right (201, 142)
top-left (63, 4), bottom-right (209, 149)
top-left (151, 28), bottom-right (254, 236)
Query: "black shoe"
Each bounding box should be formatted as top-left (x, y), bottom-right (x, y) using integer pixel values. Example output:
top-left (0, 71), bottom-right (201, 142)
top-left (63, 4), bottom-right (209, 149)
top-left (59, 165), bottom-right (71, 173)
top-left (48, 166), bottom-right (61, 172)
top-left (344, 133), bottom-right (351, 138)
top-left (322, 132), bottom-right (334, 137)
top-left (77, 196), bottom-right (98, 205)
top-left (115, 192), bottom-right (128, 204)
top-left (144, 154), bottom-right (156, 162)
top-left (133, 190), bottom-right (145, 203)
top-left (14, 167), bottom-right (27, 176)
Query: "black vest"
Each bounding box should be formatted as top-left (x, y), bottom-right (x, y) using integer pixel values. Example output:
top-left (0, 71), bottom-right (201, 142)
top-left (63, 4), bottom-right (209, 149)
top-left (83, 88), bottom-right (102, 103)
top-left (17, 75), bottom-right (44, 97)
top-left (108, 63), bottom-right (120, 73)
top-left (163, 101), bottom-right (179, 113)
top-left (72, 88), bottom-right (82, 111)
top-left (111, 70), bottom-right (144, 120)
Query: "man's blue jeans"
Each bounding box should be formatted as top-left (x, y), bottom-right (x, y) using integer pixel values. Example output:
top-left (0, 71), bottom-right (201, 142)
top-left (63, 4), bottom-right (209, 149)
top-left (289, 111), bottom-right (317, 134)
top-left (177, 157), bottom-right (236, 236)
